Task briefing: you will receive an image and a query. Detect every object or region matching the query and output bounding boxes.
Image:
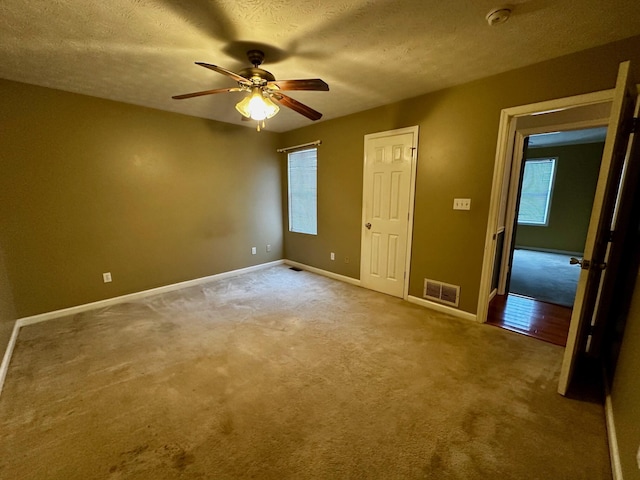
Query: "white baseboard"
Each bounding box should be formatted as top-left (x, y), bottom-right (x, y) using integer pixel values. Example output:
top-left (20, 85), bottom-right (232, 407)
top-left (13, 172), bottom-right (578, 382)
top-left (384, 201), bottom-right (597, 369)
top-left (0, 321), bottom-right (20, 397)
top-left (604, 377), bottom-right (624, 480)
top-left (284, 262), bottom-right (479, 323)
top-left (514, 246), bottom-right (583, 257)
top-left (2, 261), bottom-right (478, 398)
top-left (283, 260), bottom-right (361, 287)
top-left (0, 260), bottom-right (284, 397)
top-left (407, 295), bottom-right (477, 322)
top-left (18, 260), bottom-right (284, 327)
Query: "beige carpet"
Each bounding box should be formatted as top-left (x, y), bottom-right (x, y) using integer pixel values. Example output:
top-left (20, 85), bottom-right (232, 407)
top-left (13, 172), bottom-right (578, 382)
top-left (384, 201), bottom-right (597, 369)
top-left (0, 266), bottom-right (611, 479)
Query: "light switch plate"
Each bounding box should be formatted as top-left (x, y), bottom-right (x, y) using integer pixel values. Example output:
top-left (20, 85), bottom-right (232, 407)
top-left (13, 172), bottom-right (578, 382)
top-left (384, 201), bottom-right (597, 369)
top-left (453, 198), bottom-right (471, 210)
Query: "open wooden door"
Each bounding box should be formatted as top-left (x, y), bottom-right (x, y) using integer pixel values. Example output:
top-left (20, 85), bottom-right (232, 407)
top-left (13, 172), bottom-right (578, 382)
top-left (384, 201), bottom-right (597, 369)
top-left (558, 61), bottom-right (638, 395)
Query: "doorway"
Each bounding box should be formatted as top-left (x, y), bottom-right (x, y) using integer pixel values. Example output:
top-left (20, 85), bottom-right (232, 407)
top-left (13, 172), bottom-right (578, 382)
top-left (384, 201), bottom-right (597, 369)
top-left (482, 100), bottom-right (614, 345)
top-left (489, 128), bottom-right (609, 345)
top-left (480, 61), bottom-right (639, 396)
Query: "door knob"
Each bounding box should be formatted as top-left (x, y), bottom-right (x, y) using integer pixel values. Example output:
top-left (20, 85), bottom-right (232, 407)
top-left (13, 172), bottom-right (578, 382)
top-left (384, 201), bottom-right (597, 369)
top-left (365, 222), bottom-right (372, 230)
top-left (569, 257), bottom-right (583, 266)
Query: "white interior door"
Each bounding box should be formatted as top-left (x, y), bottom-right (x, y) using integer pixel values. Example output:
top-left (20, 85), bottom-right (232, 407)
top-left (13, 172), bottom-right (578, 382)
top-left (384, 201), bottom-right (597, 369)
top-left (360, 127), bottom-right (418, 298)
top-left (558, 61), bottom-right (637, 395)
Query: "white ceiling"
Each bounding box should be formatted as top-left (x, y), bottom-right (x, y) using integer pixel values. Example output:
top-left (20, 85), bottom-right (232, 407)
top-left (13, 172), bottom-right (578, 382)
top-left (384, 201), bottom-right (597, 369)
top-left (1, 0), bottom-right (640, 132)
top-left (529, 127), bottom-right (608, 148)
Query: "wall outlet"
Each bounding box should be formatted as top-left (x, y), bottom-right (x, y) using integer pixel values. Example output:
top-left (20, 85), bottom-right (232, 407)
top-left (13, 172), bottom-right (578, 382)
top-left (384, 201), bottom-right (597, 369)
top-left (251, 246), bottom-right (257, 255)
top-left (344, 257), bottom-right (350, 264)
top-left (266, 244), bottom-right (271, 253)
top-left (330, 252), bottom-right (335, 261)
top-left (453, 198), bottom-right (471, 210)
top-left (102, 272), bottom-right (112, 283)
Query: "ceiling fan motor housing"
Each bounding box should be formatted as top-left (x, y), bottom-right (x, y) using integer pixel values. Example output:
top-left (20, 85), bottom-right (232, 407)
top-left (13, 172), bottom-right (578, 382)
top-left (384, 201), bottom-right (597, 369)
top-left (238, 67), bottom-right (276, 85)
top-left (247, 49), bottom-right (265, 67)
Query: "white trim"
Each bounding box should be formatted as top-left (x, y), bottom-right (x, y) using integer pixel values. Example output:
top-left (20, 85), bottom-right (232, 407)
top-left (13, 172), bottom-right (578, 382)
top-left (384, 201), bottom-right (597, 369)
top-left (407, 295), bottom-right (478, 322)
top-left (501, 89), bottom-right (615, 118)
top-left (604, 368), bottom-right (624, 480)
top-left (605, 394), bottom-right (624, 480)
top-left (478, 88), bottom-right (616, 324)
top-left (17, 260), bottom-right (284, 327)
top-left (283, 260), bottom-right (361, 287)
top-left (0, 321), bottom-right (20, 397)
top-left (404, 127), bottom-right (419, 300)
top-left (489, 288), bottom-right (497, 302)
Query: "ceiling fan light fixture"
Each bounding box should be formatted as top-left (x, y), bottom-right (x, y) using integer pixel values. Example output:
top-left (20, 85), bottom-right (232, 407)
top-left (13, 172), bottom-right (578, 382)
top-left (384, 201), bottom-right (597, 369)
top-left (235, 87), bottom-right (279, 121)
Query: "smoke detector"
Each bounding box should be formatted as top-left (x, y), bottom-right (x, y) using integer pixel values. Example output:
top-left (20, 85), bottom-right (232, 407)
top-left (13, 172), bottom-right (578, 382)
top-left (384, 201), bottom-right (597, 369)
top-left (486, 6), bottom-right (512, 26)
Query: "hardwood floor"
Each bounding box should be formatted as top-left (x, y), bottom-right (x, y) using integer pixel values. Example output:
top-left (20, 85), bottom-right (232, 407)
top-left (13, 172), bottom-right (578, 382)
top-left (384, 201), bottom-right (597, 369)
top-left (487, 294), bottom-right (572, 346)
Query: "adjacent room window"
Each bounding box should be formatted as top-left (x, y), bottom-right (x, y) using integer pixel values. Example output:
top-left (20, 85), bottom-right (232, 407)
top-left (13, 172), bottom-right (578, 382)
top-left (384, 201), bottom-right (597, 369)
top-left (517, 158), bottom-right (557, 226)
top-left (288, 148), bottom-right (317, 235)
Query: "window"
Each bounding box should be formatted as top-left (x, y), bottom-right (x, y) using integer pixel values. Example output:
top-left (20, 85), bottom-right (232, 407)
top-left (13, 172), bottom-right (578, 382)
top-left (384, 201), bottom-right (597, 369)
top-left (287, 148), bottom-right (317, 235)
top-left (517, 158), bottom-right (556, 226)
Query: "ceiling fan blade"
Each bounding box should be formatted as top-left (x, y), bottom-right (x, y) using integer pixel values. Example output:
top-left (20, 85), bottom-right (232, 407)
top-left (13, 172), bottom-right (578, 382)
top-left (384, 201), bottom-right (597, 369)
top-left (272, 93), bottom-right (323, 121)
top-left (172, 87), bottom-right (241, 100)
top-left (196, 62), bottom-right (251, 85)
top-left (267, 79), bottom-right (329, 91)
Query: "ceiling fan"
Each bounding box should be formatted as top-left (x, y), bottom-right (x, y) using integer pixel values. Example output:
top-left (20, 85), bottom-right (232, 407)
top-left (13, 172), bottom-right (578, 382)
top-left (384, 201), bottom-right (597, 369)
top-left (173, 50), bottom-right (329, 130)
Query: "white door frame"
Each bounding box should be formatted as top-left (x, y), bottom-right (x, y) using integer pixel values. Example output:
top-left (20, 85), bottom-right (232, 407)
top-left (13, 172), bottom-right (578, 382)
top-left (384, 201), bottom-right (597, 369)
top-left (477, 89), bottom-right (616, 323)
top-left (497, 117), bottom-right (610, 295)
top-left (360, 126), bottom-right (419, 300)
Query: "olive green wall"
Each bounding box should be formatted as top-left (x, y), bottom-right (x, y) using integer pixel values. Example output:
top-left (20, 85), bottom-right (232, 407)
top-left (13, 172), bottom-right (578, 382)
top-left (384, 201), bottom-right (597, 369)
top-left (0, 79), bottom-right (282, 318)
top-left (281, 34), bottom-right (640, 315)
top-left (515, 142), bottom-right (604, 253)
top-left (611, 268), bottom-right (640, 479)
top-left (0, 242), bottom-right (17, 356)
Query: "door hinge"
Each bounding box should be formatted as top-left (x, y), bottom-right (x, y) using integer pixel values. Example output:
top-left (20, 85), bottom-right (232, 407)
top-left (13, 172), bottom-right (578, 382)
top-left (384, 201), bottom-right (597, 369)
top-left (631, 117), bottom-right (639, 134)
top-left (585, 334), bottom-right (593, 353)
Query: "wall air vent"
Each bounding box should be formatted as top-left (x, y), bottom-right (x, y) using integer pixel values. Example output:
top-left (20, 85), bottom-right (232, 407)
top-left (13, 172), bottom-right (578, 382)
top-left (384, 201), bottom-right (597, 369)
top-left (423, 279), bottom-right (460, 307)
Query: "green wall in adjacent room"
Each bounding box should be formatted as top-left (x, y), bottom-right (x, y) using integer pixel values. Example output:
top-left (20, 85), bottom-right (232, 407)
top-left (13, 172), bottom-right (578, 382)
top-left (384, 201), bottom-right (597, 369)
top-left (515, 142), bottom-right (605, 254)
top-left (0, 79), bottom-right (283, 318)
top-left (280, 34), bottom-right (640, 315)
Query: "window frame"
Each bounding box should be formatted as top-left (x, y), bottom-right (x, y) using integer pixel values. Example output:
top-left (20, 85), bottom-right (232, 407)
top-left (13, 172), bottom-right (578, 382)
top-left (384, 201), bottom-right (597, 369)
top-left (517, 157), bottom-right (557, 227)
top-left (287, 147), bottom-right (318, 235)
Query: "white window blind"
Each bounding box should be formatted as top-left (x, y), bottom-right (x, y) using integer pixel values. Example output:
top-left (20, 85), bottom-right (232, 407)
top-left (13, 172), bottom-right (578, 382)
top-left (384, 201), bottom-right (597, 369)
top-left (288, 148), bottom-right (317, 235)
top-left (518, 158), bottom-right (556, 226)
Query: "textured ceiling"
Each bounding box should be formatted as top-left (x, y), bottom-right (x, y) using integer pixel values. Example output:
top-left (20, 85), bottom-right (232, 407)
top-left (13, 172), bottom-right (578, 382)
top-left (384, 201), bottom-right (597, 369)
top-left (1, 0), bottom-right (640, 132)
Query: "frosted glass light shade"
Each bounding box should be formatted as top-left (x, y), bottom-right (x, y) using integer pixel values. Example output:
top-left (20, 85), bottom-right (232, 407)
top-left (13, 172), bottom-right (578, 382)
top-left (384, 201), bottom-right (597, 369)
top-left (236, 88), bottom-right (279, 120)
